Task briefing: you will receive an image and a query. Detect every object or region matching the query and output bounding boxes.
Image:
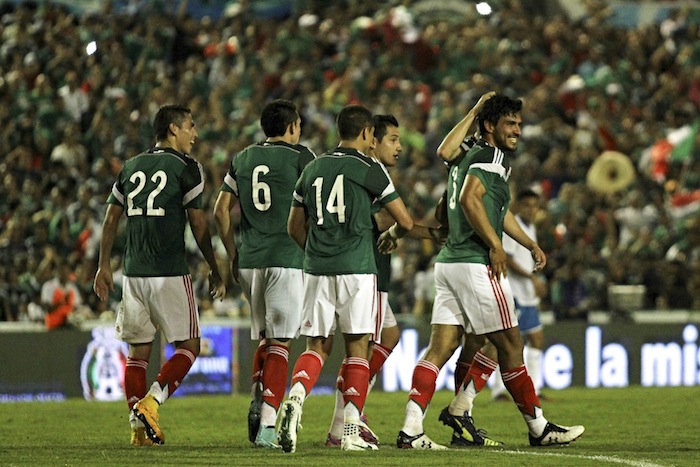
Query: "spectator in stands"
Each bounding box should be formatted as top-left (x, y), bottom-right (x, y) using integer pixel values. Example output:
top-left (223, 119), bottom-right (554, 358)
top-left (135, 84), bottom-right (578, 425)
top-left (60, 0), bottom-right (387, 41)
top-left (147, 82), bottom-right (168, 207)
top-left (40, 258), bottom-right (83, 329)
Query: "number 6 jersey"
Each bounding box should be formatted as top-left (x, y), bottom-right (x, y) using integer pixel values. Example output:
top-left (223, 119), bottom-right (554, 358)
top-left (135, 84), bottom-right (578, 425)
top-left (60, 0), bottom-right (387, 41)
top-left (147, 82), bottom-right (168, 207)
top-left (107, 147), bottom-right (204, 277)
top-left (220, 140), bottom-right (315, 269)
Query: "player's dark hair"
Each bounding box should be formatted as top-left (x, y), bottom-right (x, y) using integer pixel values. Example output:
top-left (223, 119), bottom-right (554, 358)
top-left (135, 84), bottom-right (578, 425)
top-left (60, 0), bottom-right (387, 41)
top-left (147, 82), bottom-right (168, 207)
top-left (372, 114), bottom-right (399, 143)
top-left (260, 99), bottom-right (299, 137)
top-left (517, 188), bottom-right (539, 201)
top-left (153, 104), bottom-right (191, 141)
top-left (477, 94), bottom-right (522, 136)
top-left (337, 105), bottom-right (373, 140)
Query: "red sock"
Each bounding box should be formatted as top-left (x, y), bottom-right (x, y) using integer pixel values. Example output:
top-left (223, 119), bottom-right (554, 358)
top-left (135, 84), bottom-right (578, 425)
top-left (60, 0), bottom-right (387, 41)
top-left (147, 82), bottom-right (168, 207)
top-left (252, 342), bottom-right (266, 392)
top-left (502, 365), bottom-right (541, 418)
top-left (261, 344), bottom-right (289, 411)
top-left (125, 357), bottom-right (148, 410)
top-left (290, 350), bottom-right (324, 396)
top-left (408, 360), bottom-right (439, 412)
top-left (343, 357), bottom-right (370, 414)
top-left (463, 351), bottom-right (498, 392)
top-left (337, 358), bottom-right (347, 391)
top-left (454, 361), bottom-right (470, 395)
top-left (369, 343), bottom-right (392, 379)
top-left (156, 348), bottom-right (196, 398)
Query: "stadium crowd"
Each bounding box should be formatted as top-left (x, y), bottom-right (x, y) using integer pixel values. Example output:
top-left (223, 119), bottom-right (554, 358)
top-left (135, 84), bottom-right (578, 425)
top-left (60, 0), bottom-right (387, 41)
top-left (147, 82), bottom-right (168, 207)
top-left (0, 0), bottom-right (698, 327)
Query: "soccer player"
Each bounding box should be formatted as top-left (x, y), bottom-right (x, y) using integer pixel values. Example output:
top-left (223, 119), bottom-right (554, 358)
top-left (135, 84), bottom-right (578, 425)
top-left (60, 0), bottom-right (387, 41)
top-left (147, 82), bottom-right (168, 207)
top-left (395, 94), bottom-right (584, 449)
top-left (213, 99), bottom-right (315, 448)
top-left (325, 114), bottom-right (446, 447)
top-left (93, 104), bottom-right (226, 446)
top-left (279, 105), bottom-right (414, 452)
top-left (491, 188), bottom-right (548, 401)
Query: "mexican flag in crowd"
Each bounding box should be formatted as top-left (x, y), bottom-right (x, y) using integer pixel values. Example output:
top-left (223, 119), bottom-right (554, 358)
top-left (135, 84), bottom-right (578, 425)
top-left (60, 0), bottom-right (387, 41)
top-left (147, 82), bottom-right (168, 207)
top-left (645, 119), bottom-right (700, 219)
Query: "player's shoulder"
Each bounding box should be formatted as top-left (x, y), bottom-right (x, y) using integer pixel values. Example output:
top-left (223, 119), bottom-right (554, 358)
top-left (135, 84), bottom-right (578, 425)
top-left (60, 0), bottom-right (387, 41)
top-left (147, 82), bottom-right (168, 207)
top-left (126, 147), bottom-right (193, 168)
top-left (331, 147), bottom-right (375, 168)
top-left (293, 143), bottom-right (317, 159)
top-left (464, 143), bottom-right (509, 170)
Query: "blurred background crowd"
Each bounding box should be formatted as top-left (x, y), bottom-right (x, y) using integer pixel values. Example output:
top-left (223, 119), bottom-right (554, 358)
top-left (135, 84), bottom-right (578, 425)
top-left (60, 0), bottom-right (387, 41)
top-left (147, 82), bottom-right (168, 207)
top-left (0, 0), bottom-right (698, 328)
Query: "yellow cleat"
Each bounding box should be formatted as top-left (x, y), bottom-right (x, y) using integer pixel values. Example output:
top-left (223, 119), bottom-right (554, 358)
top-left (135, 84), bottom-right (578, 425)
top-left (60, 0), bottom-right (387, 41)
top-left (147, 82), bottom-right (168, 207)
top-left (133, 395), bottom-right (164, 445)
top-left (130, 426), bottom-right (155, 447)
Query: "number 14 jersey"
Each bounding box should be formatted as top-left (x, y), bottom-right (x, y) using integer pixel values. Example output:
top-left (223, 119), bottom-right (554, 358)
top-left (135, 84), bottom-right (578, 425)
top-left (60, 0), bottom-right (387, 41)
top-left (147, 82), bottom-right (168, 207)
top-left (292, 147), bottom-right (399, 276)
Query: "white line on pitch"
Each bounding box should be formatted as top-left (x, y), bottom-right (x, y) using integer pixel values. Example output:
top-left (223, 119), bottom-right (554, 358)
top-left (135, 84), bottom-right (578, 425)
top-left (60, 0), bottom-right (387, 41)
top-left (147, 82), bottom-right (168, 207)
top-left (500, 449), bottom-right (671, 467)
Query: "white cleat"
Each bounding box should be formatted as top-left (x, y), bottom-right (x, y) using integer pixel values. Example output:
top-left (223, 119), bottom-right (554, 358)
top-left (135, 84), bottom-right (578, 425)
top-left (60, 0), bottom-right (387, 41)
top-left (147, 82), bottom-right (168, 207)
top-left (341, 422), bottom-right (379, 451)
top-left (278, 399), bottom-right (302, 453)
top-left (529, 422), bottom-right (585, 446)
top-left (396, 431), bottom-right (448, 450)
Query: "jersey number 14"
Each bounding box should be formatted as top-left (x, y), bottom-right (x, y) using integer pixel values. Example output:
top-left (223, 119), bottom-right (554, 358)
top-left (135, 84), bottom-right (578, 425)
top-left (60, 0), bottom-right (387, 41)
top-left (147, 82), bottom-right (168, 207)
top-left (312, 175), bottom-right (346, 225)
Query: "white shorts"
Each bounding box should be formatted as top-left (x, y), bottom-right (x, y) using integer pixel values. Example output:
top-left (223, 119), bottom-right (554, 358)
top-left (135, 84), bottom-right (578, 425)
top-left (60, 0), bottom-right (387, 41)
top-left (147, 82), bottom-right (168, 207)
top-left (300, 274), bottom-right (377, 337)
top-left (239, 267), bottom-right (304, 340)
top-left (373, 291), bottom-right (398, 343)
top-left (431, 262), bottom-right (517, 335)
top-left (117, 275), bottom-right (200, 344)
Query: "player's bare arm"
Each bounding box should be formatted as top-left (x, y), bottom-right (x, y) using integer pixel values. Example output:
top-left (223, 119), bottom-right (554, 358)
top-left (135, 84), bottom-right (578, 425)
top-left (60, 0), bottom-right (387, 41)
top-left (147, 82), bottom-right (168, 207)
top-left (436, 91), bottom-right (496, 162)
top-left (188, 207), bottom-right (226, 300)
top-left (287, 205), bottom-right (308, 250)
top-left (434, 192), bottom-right (448, 227)
top-left (93, 203), bottom-right (123, 301)
top-left (377, 197), bottom-right (413, 253)
top-left (375, 207), bottom-right (443, 251)
top-left (213, 190), bottom-right (241, 282)
top-left (504, 210), bottom-right (546, 271)
top-left (460, 174), bottom-right (507, 279)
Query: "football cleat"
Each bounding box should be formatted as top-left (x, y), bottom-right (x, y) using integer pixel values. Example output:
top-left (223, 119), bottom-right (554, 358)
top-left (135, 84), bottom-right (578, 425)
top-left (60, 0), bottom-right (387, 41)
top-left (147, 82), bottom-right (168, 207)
top-left (358, 418), bottom-right (379, 446)
top-left (396, 431), bottom-right (448, 450)
top-left (529, 422), bottom-right (585, 446)
top-left (325, 433), bottom-right (341, 447)
top-left (278, 399), bottom-right (302, 453)
top-left (341, 422), bottom-right (379, 451)
top-left (132, 395), bottom-right (164, 445)
top-left (438, 407), bottom-right (502, 446)
top-left (130, 426), bottom-right (155, 447)
top-left (254, 425), bottom-right (281, 449)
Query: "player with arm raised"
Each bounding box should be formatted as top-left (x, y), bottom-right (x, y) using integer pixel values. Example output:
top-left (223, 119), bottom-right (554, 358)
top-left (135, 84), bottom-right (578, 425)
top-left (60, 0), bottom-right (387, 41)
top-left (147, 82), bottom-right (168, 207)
top-left (397, 94), bottom-right (584, 449)
top-left (94, 104), bottom-right (226, 446)
top-left (213, 99), bottom-right (315, 448)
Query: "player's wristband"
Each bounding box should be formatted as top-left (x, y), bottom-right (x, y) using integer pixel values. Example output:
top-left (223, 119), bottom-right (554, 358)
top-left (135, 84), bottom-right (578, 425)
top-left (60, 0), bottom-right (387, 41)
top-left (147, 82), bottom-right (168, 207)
top-left (387, 223), bottom-right (400, 239)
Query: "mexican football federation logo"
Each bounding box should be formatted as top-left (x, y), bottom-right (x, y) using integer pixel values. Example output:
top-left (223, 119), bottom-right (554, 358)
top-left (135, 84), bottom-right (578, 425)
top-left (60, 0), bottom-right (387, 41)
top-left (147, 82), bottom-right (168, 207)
top-left (80, 326), bottom-right (129, 401)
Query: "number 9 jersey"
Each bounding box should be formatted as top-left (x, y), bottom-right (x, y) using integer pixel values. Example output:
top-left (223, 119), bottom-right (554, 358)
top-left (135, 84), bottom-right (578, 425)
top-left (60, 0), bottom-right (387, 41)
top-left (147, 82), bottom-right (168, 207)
top-left (107, 147), bottom-right (204, 277)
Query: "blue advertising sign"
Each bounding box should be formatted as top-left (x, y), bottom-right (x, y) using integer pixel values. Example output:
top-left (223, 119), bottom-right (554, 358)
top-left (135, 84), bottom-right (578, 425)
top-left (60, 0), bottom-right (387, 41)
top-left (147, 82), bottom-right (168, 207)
top-left (164, 325), bottom-right (234, 396)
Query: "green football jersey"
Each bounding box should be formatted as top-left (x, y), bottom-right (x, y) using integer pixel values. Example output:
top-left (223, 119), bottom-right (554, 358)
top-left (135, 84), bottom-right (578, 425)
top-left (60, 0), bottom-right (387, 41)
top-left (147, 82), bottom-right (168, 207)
top-left (373, 214), bottom-right (391, 292)
top-left (436, 141), bottom-right (512, 265)
top-left (220, 141), bottom-right (315, 269)
top-left (107, 147), bottom-right (205, 277)
top-left (370, 164), bottom-right (391, 292)
top-left (292, 147), bottom-right (399, 275)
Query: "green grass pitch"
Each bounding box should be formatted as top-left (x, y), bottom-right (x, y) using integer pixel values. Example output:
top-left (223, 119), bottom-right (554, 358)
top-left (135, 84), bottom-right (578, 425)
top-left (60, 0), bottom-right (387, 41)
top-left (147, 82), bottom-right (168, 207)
top-left (1, 386), bottom-right (697, 466)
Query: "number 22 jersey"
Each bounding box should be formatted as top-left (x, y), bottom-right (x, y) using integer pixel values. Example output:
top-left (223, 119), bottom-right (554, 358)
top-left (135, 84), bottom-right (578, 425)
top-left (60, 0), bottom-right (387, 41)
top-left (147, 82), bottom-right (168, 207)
top-left (107, 147), bottom-right (205, 277)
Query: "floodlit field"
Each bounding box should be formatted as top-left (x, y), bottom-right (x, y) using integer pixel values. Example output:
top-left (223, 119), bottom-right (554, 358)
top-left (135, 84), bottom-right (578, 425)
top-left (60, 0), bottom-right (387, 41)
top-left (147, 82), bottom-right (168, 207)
top-left (1, 386), bottom-right (697, 466)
